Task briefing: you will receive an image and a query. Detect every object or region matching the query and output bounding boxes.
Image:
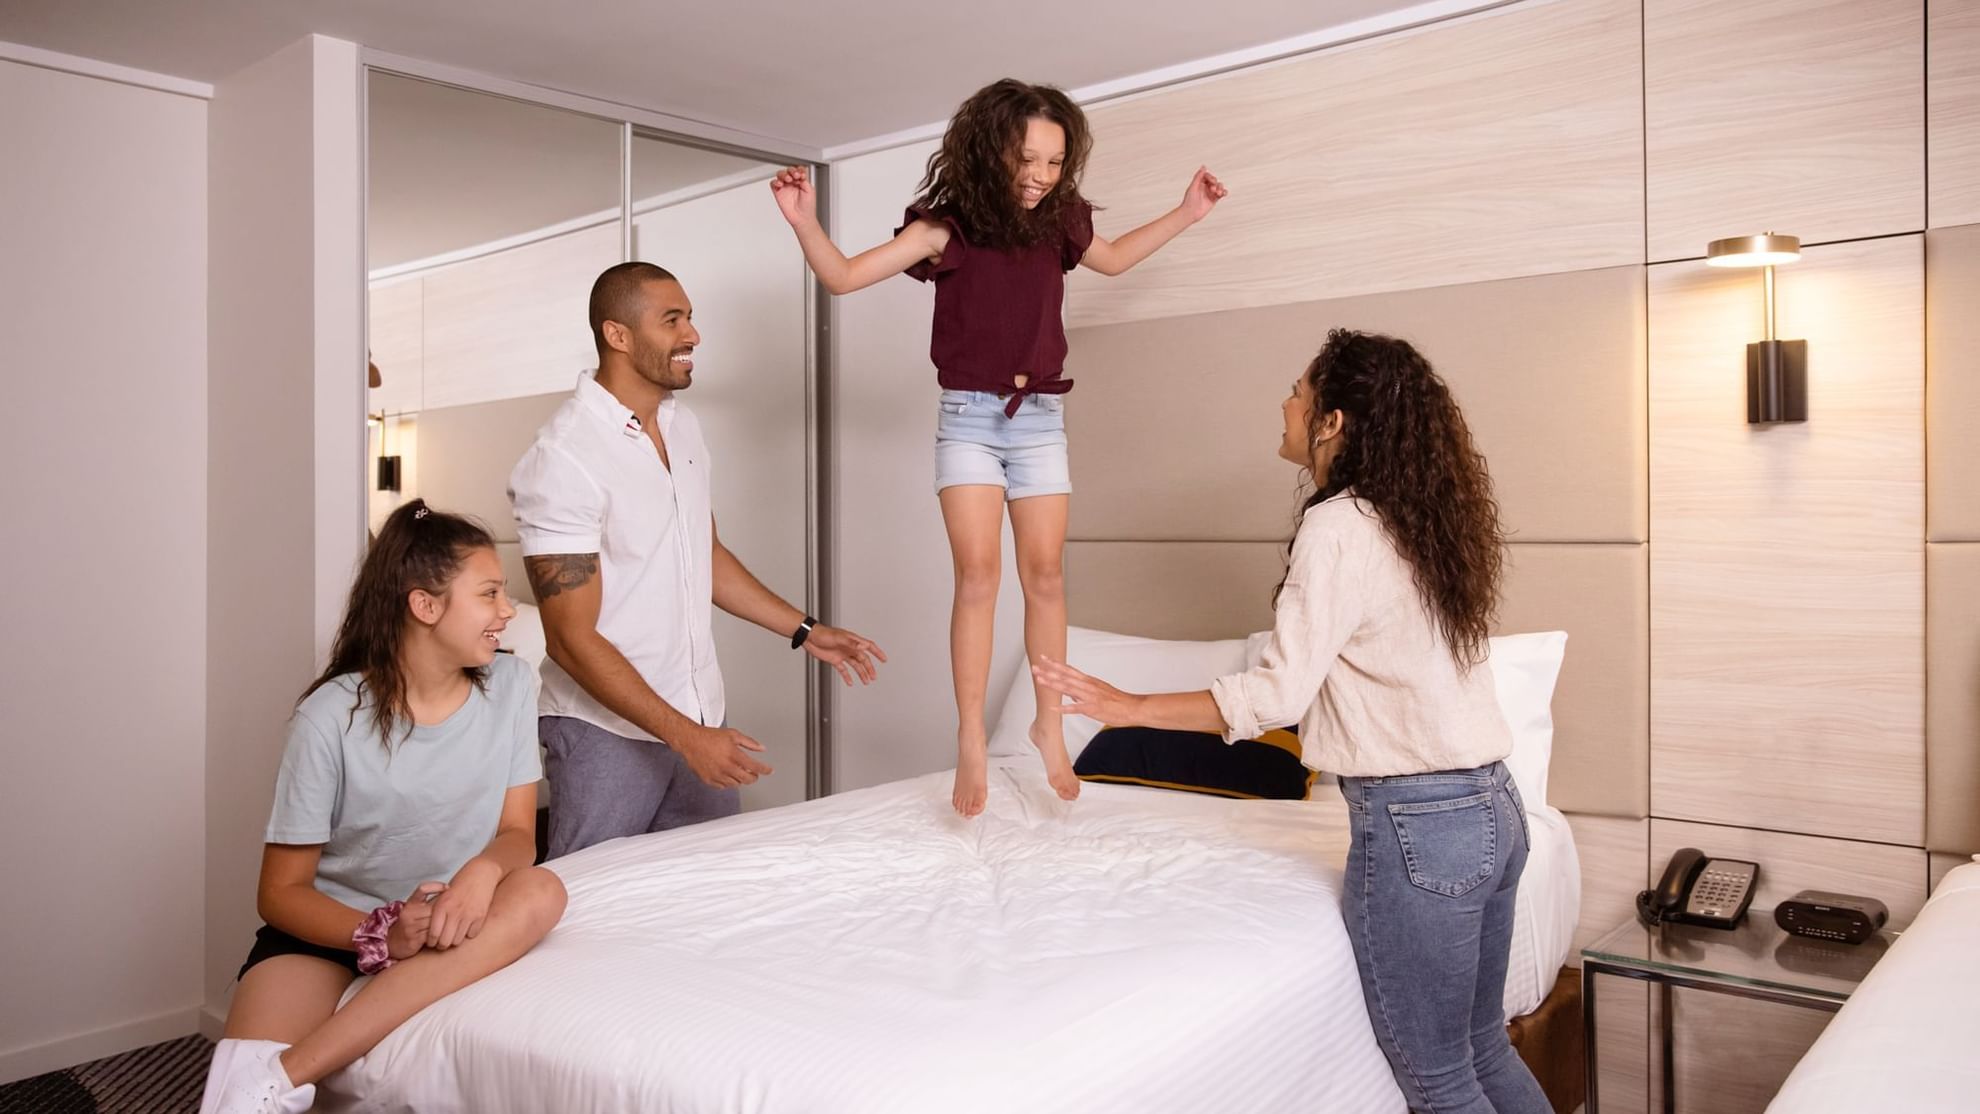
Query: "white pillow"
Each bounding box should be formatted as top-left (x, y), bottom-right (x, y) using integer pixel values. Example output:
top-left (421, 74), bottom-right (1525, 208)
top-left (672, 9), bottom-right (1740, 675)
top-left (987, 626), bottom-right (1250, 760)
top-left (500, 602), bottom-right (549, 674)
top-left (1240, 627), bottom-right (1568, 808)
top-left (1481, 631), bottom-right (1568, 809)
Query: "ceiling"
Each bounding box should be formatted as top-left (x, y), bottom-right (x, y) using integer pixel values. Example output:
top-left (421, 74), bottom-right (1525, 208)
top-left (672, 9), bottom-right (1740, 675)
top-left (1, 0), bottom-right (1439, 150)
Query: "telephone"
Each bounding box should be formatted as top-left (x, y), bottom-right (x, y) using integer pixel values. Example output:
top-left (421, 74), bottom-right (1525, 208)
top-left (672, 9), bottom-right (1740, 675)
top-left (1636, 847), bottom-right (1760, 930)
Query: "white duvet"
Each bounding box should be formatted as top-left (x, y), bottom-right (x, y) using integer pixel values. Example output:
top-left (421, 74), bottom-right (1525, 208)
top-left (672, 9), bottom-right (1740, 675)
top-left (319, 759), bottom-right (1578, 1114)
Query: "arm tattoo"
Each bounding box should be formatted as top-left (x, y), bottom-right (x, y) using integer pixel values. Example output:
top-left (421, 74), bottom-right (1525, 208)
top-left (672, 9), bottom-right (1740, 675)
top-left (524, 553), bottom-right (600, 601)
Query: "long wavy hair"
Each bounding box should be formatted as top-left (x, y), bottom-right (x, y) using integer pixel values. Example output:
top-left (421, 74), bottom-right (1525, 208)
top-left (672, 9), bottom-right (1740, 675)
top-left (300, 498), bottom-right (496, 746)
top-left (913, 78), bottom-right (1093, 250)
top-left (1287, 330), bottom-right (1506, 668)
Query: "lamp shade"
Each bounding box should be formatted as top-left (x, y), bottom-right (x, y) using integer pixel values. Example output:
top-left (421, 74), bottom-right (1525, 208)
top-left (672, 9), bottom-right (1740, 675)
top-left (1707, 233), bottom-right (1801, 268)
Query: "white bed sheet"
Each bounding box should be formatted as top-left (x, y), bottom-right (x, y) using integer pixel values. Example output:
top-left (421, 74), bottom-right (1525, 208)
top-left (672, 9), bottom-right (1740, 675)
top-left (319, 760), bottom-right (1578, 1114)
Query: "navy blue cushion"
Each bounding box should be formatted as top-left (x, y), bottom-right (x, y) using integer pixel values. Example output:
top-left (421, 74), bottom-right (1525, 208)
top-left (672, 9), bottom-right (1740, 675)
top-left (1073, 725), bottom-right (1314, 800)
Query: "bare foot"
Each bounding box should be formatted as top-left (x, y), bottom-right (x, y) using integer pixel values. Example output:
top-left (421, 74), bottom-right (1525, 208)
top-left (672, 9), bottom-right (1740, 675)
top-left (953, 741), bottom-right (988, 818)
top-left (1030, 720), bottom-right (1081, 802)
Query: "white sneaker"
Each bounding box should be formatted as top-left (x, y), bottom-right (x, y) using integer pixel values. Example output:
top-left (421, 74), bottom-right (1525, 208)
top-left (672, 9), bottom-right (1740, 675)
top-left (198, 1038), bottom-right (317, 1114)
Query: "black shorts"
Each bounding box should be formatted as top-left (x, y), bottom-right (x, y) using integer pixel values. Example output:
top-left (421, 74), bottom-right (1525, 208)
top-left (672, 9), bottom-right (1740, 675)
top-left (237, 924), bottom-right (362, 981)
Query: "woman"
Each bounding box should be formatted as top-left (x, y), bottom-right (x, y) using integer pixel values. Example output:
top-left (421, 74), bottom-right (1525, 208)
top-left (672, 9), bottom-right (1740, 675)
top-left (1033, 330), bottom-right (1549, 1113)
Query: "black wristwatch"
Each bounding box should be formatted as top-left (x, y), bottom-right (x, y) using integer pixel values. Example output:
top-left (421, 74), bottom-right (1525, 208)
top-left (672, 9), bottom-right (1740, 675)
top-left (790, 616), bottom-right (818, 649)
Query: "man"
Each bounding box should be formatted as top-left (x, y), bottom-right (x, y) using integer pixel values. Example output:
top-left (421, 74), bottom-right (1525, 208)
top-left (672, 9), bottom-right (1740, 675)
top-left (511, 261), bottom-right (884, 857)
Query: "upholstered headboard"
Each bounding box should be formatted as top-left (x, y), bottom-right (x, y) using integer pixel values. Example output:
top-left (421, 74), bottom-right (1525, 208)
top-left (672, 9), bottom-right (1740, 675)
top-left (1061, 264), bottom-right (1649, 820)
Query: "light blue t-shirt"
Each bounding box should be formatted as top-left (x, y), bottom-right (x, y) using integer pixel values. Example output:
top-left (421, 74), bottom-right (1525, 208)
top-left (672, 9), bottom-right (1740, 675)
top-left (266, 652), bottom-right (542, 912)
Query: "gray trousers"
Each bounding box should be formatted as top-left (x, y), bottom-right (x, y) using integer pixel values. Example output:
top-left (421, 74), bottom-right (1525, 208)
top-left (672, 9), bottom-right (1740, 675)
top-left (540, 715), bottom-right (741, 859)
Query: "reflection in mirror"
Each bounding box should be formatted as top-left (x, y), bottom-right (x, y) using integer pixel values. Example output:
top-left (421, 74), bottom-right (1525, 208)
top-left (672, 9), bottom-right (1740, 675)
top-left (363, 71), bottom-right (622, 542)
top-left (630, 134), bottom-right (809, 811)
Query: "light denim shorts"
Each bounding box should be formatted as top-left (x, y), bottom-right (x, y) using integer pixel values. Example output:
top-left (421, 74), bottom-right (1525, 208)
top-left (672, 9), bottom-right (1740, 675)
top-left (933, 389), bottom-right (1072, 500)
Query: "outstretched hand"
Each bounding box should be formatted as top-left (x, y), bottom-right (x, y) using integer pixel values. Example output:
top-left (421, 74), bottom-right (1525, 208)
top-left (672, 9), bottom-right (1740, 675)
top-left (1180, 166), bottom-right (1228, 223)
top-left (1031, 657), bottom-right (1144, 726)
top-left (770, 165), bottom-right (817, 227)
top-left (803, 624), bottom-right (888, 686)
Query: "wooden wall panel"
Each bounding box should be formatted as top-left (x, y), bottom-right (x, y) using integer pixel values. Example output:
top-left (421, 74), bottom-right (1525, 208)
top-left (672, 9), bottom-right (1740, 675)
top-left (1565, 814), bottom-right (1649, 965)
top-left (1065, 0), bottom-right (1642, 329)
top-left (1927, 224), bottom-right (1980, 541)
top-left (1650, 820), bottom-right (1928, 927)
top-left (1649, 236), bottom-right (1924, 845)
top-left (1927, 542), bottom-right (1980, 853)
top-left (1645, 0), bottom-right (1923, 261)
top-left (420, 221), bottom-right (615, 410)
top-left (1930, 0), bottom-right (1980, 228)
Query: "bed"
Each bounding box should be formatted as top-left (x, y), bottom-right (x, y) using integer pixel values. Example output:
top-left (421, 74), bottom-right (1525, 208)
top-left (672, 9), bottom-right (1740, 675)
top-left (317, 627), bottom-right (1581, 1113)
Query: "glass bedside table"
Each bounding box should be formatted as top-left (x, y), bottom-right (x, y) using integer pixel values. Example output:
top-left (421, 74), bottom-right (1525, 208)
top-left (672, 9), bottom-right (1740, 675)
top-left (1580, 914), bottom-right (1892, 1113)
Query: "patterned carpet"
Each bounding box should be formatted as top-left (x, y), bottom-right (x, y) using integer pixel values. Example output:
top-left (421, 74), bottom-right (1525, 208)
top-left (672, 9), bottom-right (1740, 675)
top-left (0, 1035), bottom-right (213, 1114)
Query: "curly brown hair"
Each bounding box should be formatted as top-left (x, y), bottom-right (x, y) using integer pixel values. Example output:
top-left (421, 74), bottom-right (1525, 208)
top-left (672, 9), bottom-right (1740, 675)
top-left (300, 499), bottom-right (495, 747)
top-left (1288, 329), bottom-right (1506, 668)
top-left (913, 78), bottom-right (1092, 250)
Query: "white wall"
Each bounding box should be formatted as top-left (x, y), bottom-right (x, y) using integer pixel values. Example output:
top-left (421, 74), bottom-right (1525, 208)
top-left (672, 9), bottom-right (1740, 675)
top-left (828, 142), bottom-right (1029, 792)
top-left (0, 59), bottom-right (209, 1081)
top-left (206, 33), bottom-right (364, 1028)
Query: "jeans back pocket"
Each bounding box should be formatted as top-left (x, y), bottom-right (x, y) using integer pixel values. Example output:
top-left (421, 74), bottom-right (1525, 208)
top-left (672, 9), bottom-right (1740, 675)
top-left (1386, 792), bottom-right (1497, 898)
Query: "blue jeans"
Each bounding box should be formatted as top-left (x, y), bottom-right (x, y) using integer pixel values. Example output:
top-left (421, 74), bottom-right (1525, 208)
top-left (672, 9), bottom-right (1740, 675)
top-left (932, 390), bottom-right (1071, 500)
top-left (1338, 762), bottom-right (1551, 1114)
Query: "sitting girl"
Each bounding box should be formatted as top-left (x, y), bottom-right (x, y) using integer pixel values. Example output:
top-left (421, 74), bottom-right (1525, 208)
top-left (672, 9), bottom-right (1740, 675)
top-left (200, 499), bottom-right (566, 1113)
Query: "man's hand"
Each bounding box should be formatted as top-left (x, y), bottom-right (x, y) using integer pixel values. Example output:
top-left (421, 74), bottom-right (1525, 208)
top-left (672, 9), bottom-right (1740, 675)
top-left (675, 725), bottom-right (773, 789)
top-left (803, 625), bottom-right (887, 686)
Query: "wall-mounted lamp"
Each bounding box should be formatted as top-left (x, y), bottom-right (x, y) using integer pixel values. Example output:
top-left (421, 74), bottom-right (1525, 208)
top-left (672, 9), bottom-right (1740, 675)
top-left (1707, 232), bottom-right (1805, 424)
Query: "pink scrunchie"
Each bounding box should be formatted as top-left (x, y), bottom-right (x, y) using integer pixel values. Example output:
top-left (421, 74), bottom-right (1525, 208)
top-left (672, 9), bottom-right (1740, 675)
top-left (353, 900), bottom-right (405, 975)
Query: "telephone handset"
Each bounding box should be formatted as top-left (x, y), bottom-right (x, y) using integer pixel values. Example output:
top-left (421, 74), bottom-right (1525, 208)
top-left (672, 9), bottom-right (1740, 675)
top-left (1636, 847), bottom-right (1760, 930)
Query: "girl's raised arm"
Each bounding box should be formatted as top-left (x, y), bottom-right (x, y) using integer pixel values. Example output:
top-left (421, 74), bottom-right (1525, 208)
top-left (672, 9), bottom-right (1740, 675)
top-left (770, 165), bottom-right (950, 295)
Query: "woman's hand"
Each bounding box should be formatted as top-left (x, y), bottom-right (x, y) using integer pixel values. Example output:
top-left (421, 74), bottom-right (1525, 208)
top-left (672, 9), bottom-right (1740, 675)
top-left (1031, 657), bottom-right (1146, 726)
top-left (428, 860), bottom-right (501, 950)
top-left (1179, 166), bottom-right (1228, 223)
top-left (387, 881), bottom-right (447, 960)
top-left (770, 165), bottom-right (817, 228)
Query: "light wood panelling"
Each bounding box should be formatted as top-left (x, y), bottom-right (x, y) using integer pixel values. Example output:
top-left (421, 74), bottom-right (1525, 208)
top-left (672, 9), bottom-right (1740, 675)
top-left (1589, 975), bottom-right (1651, 1114)
top-left (1065, 266), bottom-right (1647, 544)
top-left (366, 276), bottom-right (423, 415)
top-left (1065, 0), bottom-right (1642, 329)
top-left (1644, 0), bottom-right (1923, 261)
top-left (1665, 990), bottom-right (1833, 1114)
top-left (1649, 236), bottom-right (1924, 845)
top-left (1066, 540), bottom-right (1649, 819)
top-left (1565, 814), bottom-right (1649, 965)
top-left (1650, 820), bottom-right (1928, 927)
top-left (1931, 0), bottom-right (1980, 228)
top-left (1927, 542), bottom-right (1980, 852)
top-left (419, 221), bottom-right (615, 411)
top-left (1927, 224), bottom-right (1980, 540)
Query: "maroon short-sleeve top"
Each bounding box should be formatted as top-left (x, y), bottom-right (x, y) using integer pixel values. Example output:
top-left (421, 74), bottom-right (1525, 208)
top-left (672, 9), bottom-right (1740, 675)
top-left (897, 200), bottom-right (1095, 417)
